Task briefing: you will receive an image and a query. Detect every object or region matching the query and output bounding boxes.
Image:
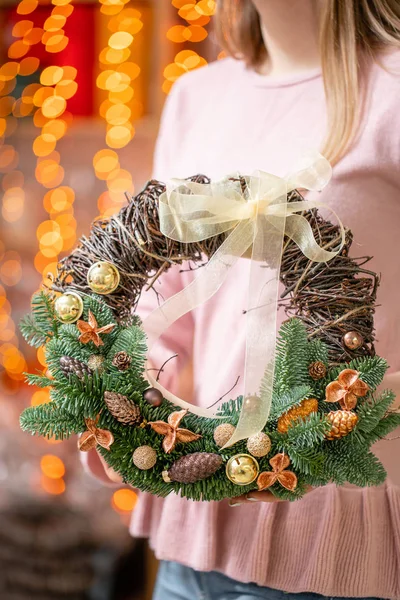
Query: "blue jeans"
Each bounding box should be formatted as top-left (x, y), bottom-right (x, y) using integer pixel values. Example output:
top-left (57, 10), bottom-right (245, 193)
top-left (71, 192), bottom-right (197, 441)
top-left (153, 561), bottom-right (380, 600)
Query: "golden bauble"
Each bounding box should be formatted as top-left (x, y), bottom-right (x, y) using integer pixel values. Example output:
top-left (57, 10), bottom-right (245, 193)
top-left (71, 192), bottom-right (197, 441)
top-left (54, 292), bottom-right (83, 323)
top-left (343, 330), bottom-right (364, 351)
top-left (87, 354), bottom-right (105, 373)
top-left (87, 261), bottom-right (120, 295)
top-left (225, 454), bottom-right (259, 486)
top-left (213, 423), bottom-right (235, 447)
top-left (132, 445), bottom-right (157, 470)
top-left (246, 432), bottom-right (271, 457)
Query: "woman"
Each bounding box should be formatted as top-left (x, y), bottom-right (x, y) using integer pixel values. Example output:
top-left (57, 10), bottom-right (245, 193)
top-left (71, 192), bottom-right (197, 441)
top-left (85, 1), bottom-right (400, 598)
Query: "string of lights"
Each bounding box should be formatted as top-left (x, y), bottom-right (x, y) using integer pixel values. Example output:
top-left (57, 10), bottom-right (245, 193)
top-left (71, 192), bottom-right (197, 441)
top-left (163, 0), bottom-right (216, 94)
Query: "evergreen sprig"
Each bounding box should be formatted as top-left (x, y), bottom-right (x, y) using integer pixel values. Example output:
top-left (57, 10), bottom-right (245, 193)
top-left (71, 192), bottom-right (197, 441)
top-left (19, 295), bottom-right (398, 502)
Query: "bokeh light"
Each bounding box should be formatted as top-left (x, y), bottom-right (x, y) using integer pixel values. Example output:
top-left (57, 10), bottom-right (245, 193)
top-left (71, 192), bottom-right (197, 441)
top-left (112, 488), bottom-right (138, 512)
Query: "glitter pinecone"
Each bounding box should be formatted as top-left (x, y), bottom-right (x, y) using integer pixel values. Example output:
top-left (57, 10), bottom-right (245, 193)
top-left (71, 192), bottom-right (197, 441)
top-left (308, 360), bottom-right (327, 380)
top-left (277, 398), bottom-right (319, 433)
top-left (163, 453), bottom-right (223, 484)
top-left (60, 356), bottom-right (92, 380)
top-left (104, 391), bottom-right (142, 426)
top-left (112, 351), bottom-right (132, 371)
top-left (325, 410), bottom-right (358, 440)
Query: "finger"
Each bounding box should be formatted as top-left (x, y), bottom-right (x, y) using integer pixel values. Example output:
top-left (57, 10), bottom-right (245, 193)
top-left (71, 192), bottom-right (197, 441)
top-left (229, 491), bottom-right (283, 506)
top-left (97, 451), bottom-right (124, 484)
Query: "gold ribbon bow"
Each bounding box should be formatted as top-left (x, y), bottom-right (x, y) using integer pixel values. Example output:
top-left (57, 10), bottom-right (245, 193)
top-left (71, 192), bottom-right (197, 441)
top-left (143, 152), bottom-right (344, 448)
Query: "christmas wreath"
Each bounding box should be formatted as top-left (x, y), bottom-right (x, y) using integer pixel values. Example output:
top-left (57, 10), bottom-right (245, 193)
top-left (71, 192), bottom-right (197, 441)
top-left (20, 157), bottom-right (400, 501)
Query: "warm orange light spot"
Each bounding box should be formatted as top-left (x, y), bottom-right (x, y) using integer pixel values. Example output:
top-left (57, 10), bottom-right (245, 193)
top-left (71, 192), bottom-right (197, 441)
top-left (31, 389), bottom-right (51, 406)
top-left (175, 49), bottom-right (205, 69)
top-left (2, 171), bottom-right (24, 190)
top-left (105, 103), bottom-right (131, 126)
top-left (55, 80), bottom-right (78, 100)
top-left (8, 40), bottom-right (30, 60)
top-left (41, 475), bottom-right (66, 495)
top-left (112, 15), bottom-right (143, 35)
top-left (93, 149), bottom-right (120, 177)
top-left (107, 168), bottom-right (133, 194)
top-left (99, 47), bottom-right (130, 65)
top-left (0, 259), bottom-right (22, 286)
top-left (37, 151), bottom-right (60, 165)
top-left (42, 118), bottom-right (67, 142)
top-left (97, 70), bottom-right (131, 92)
top-left (162, 80), bottom-right (173, 95)
top-left (37, 346), bottom-right (47, 367)
top-left (100, 4), bottom-right (126, 16)
top-left (40, 66), bottom-right (64, 86)
top-left (217, 50), bottom-right (227, 60)
top-left (2, 187), bottom-right (25, 222)
top-left (33, 87), bottom-right (54, 108)
top-left (196, 0), bottom-right (216, 16)
top-left (44, 14), bottom-right (67, 31)
top-left (106, 125), bottom-right (133, 149)
top-left (164, 62), bottom-right (187, 82)
top-left (187, 25), bottom-right (208, 42)
top-left (35, 160), bottom-right (65, 188)
top-left (18, 56), bottom-right (40, 77)
top-left (41, 95), bottom-right (66, 119)
top-left (40, 454), bottom-right (65, 479)
top-left (17, 0), bottom-right (38, 15)
top-left (52, 4), bottom-right (74, 17)
top-left (112, 488), bottom-right (138, 512)
top-left (39, 236), bottom-right (63, 257)
top-left (33, 135), bottom-right (57, 157)
top-left (0, 62), bottom-right (20, 81)
top-left (24, 27), bottom-right (44, 46)
top-left (2, 116), bottom-right (18, 138)
top-left (52, 0), bottom-right (74, 6)
top-left (0, 119), bottom-right (6, 138)
top-left (1, 347), bottom-right (26, 375)
top-left (0, 78), bottom-right (17, 96)
top-left (22, 82), bottom-right (42, 99)
top-left (0, 96), bottom-right (16, 118)
top-left (0, 146), bottom-right (18, 172)
top-left (108, 31), bottom-right (133, 50)
top-left (118, 61), bottom-right (140, 80)
top-left (13, 97), bottom-right (34, 118)
top-left (45, 34), bottom-right (69, 54)
top-left (62, 66), bottom-right (78, 81)
top-left (172, 0), bottom-right (195, 7)
top-left (109, 86), bottom-right (134, 104)
top-left (36, 219), bottom-right (61, 240)
top-left (12, 19), bottom-right (34, 38)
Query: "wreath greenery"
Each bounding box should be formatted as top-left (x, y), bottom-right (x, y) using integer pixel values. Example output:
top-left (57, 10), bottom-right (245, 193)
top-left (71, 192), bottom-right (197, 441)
top-left (19, 177), bottom-right (400, 502)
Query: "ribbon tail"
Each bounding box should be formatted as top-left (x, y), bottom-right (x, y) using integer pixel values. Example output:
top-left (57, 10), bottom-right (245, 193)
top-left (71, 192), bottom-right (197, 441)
top-left (143, 220), bottom-right (255, 419)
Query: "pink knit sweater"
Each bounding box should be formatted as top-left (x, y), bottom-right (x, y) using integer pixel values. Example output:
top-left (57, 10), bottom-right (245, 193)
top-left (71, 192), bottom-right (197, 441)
top-left (85, 52), bottom-right (400, 598)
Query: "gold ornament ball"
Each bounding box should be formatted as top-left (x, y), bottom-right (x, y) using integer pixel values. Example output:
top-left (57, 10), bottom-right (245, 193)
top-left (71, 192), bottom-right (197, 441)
top-left (87, 354), bottom-right (105, 373)
top-left (87, 261), bottom-right (120, 295)
top-left (213, 423), bottom-right (235, 447)
top-left (226, 454), bottom-right (259, 486)
top-left (246, 432), bottom-right (271, 457)
top-left (343, 330), bottom-right (364, 350)
top-left (54, 292), bottom-right (83, 323)
top-left (132, 445), bottom-right (157, 470)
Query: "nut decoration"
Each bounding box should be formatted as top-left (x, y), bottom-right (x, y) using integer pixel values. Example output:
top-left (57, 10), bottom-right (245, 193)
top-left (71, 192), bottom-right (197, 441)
top-left (325, 368), bottom-right (369, 410)
top-left (148, 409), bottom-right (202, 454)
top-left (257, 453), bottom-right (298, 492)
top-left (77, 310), bottom-right (115, 347)
top-left (78, 415), bottom-right (114, 452)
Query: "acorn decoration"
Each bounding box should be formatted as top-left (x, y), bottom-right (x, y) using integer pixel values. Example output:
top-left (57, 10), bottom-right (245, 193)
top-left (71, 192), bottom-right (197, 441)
top-left (325, 410), bottom-right (358, 440)
top-left (246, 432), bottom-right (271, 457)
top-left (213, 423), bottom-right (235, 447)
top-left (60, 356), bottom-right (92, 380)
top-left (54, 292), bottom-right (83, 324)
top-left (87, 261), bottom-right (120, 295)
top-left (104, 391), bottom-right (142, 426)
top-left (277, 398), bottom-right (319, 433)
top-left (308, 360), bottom-right (327, 380)
top-left (112, 351), bottom-right (132, 371)
top-left (162, 452), bottom-right (223, 484)
top-left (132, 445), bottom-right (157, 470)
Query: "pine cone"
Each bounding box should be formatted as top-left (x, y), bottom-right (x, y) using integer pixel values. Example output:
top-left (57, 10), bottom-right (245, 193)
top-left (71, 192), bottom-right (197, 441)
top-left (277, 398), bottom-right (319, 433)
top-left (326, 410), bottom-right (358, 440)
top-left (112, 351), bottom-right (132, 371)
top-left (104, 391), bottom-right (142, 425)
top-left (308, 361), bottom-right (327, 380)
top-left (60, 356), bottom-right (92, 380)
top-left (164, 452), bottom-right (223, 484)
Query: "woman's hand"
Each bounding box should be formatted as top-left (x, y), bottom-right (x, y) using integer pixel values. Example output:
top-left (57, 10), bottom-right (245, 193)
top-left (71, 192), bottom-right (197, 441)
top-left (96, 449), bottom-right (124, 484)
top-left (229, 486), bottom-right (314, 506)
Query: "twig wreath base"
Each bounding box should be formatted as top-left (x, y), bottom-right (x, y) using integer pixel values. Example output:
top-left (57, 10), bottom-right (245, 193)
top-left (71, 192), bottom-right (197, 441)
top-left (19, 177), bottom-right (400, 501)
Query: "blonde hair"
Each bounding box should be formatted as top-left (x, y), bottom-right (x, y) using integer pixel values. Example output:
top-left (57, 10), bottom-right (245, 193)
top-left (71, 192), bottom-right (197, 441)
top-left (215, 0), bottom-right (400, 165)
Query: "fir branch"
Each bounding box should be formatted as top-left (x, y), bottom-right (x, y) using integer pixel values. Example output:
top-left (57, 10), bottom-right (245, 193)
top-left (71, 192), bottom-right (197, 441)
top-left (269, 384), bottom-right (312, 421)
top-left (25, 373), bottom-right (54, 388)
top-left (273, 319), bottom-right (310, 396)
top-left (368, 413), bottom-right (400, 443)
top-left (108, 325), bottom-right (147, 371)
top-left (19, 315), bottom-right (50, 348)
top-left (356, 390), bottom-right (396, 435)
top-left (284, 412), bottom-right (331, 449)
top-left (327, 356), bottom-right (388, 390)
top-left (20, 404), bottom-right (83, 439)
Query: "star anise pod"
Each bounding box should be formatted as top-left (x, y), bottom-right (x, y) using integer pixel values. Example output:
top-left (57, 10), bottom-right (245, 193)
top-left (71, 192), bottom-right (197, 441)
top-left (78, 414), bottom-right (114, 452)
top-left (325, 368), bottom-right (369, 410)
top-left (257, 453), bottom-right (298, 492)
top-left (148, 409), bottom-right (202, 454)
top-left (77, 310), bottom-right (115, 347)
